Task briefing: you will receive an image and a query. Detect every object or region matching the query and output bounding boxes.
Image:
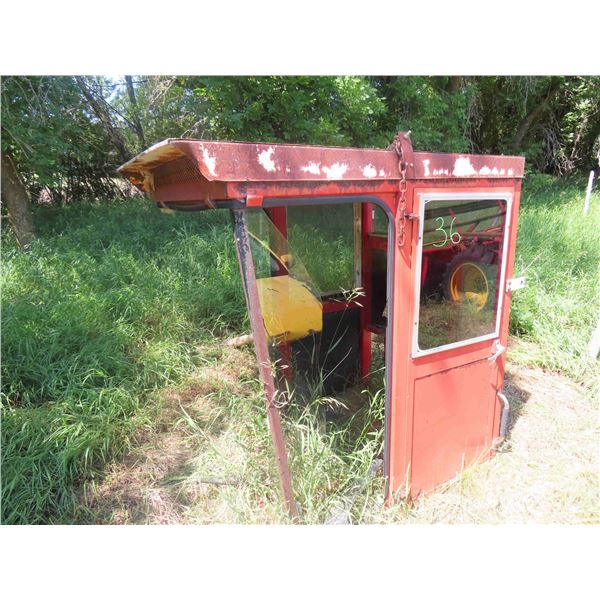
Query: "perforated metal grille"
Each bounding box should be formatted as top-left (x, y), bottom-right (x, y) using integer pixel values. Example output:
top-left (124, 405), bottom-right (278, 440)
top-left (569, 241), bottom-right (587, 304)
top-left (152, 155), bottom-right (204, 189)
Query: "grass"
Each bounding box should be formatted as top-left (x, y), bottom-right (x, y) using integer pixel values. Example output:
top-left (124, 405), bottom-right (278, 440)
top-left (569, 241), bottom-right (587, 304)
top-left (1, 200), bottom-right (245, 523)
top-left (1, 174), bottom-right (599, 524)
top-left (509, 173), bottom-right (600, 382)
top-left (77, 340), bottom-right (387, 525)
top-left (76, 343), bottom-right (597, 524)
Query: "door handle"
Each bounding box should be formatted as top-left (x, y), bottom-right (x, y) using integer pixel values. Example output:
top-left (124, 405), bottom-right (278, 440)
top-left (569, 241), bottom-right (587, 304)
top-left (488, 340), bottom-right (507, 362)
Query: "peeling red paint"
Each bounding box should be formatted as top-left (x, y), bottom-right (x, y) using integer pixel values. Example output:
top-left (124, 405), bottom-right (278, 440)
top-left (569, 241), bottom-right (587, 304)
top-left (118, 138), bottom-right (525, 203)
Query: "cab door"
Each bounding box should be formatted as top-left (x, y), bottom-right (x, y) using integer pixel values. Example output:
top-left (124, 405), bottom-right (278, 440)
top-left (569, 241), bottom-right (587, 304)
top-left (387, 188), bottom-right (520, 498)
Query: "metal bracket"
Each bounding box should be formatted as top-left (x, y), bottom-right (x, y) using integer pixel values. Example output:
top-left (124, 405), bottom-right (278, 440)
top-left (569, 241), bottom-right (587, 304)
top-left (506, 276), bottom-right (526, 292)
top-left (488, 340), bottom-right (507, 362)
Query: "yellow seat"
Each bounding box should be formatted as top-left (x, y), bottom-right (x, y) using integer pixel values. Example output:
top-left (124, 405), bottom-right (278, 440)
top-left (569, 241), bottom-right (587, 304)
top-left (256, 276), bottom-right (322, 342)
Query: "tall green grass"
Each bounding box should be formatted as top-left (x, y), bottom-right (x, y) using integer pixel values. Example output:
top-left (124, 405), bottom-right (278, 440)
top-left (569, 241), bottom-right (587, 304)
top-left (1, 200), bottom-right (245, 523)
top-left (510, 174), bottom-right (600, 381)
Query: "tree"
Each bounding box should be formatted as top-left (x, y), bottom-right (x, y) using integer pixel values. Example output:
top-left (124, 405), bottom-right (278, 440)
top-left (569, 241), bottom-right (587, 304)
top-left (465, 76), bottom-right (600, 174)
top-left (125, 76), bottom-right (146, 151)
top-left (1, 149), bottom-right (35, 247)
top-left (179, 76), bottom-right (388, 147)
top-left (369, 76), bottom-right (471, 152)
top-left (512, 77), bottom-right (562, 151)
top-left (75, 76), bottom-right (130, 164)
top-left (2, 76), bottom-right (126, 206)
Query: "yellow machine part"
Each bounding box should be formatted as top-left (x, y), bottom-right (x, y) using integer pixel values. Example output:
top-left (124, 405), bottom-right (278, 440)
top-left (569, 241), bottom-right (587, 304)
top-left (449, 262), bottom-right (489, 310)
top-left (256, 275), bottom-right (322, 342)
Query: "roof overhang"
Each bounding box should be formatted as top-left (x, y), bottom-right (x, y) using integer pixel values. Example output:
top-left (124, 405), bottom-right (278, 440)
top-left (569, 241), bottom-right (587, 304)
top-left (118, 138), bottom-right (525, 206)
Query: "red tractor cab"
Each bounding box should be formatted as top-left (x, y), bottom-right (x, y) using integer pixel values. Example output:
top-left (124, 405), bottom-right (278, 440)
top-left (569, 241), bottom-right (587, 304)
top-left (119, 133), bottom-right (525, 516)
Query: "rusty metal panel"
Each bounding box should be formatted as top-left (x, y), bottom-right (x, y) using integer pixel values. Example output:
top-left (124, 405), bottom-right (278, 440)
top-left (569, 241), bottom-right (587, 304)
top-left (119, 138), bottom-right (400, 187)
top-left (116, 134), bottom-right (526, 510)
top-left (175, 139), bottom-right (400, 182)
top-left (232, 210), bottom-right (298, 518)
top-left (118, 138), bottom-right (525, 204)
top-left (118, 139), bottom-right (188, 191)
top-left (410, 359), bottom-right (496, 494)
top-left (386, 180), bottom-right (522, 502)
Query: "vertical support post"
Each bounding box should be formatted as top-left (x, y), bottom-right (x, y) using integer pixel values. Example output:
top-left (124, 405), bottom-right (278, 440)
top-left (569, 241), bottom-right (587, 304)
top-left (232, 210), bottom-right (299, 518)
top-left (353, 203), bottom-right (362, 289)
top-left (359, 202), bottom-right (373, 377)
top-left (583, 170), bottom-right (595, 215)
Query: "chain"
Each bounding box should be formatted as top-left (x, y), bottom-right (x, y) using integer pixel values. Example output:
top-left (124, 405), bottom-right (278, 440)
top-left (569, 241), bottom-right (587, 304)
top-left (392, 132), bottom-right (410, 247)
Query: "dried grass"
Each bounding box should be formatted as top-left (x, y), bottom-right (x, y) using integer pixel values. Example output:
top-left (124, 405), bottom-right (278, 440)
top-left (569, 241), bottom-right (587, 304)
top-left (78, 342), bottom-right (258, 524)
top-left (82, 350), bottom-right (598, 524)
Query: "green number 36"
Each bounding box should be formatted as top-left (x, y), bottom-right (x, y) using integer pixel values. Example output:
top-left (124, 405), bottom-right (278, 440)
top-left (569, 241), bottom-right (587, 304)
top-left (432, 216), bottom-right (462, 247)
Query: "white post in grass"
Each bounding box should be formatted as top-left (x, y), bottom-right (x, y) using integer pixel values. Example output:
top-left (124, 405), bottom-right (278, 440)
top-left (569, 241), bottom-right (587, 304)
top-left (588, 318), bottom-right (600, 360)
top-left (583, 170), bottom-right (595, 215)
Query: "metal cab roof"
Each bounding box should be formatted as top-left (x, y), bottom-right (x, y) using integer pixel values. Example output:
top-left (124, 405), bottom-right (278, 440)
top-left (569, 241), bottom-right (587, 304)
top-left (118, 137), bottom-right (525, 206)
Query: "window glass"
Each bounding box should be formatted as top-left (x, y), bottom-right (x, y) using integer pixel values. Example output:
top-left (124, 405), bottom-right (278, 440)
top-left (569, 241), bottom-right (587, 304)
top-left (245, 209), bottom-right (322, 345)
top-left (242, 204), bottom-right (369, 398)
top-left (286, 204), bottom-right (355, 295)
top-left (417, 198), bottom-right (508, 351)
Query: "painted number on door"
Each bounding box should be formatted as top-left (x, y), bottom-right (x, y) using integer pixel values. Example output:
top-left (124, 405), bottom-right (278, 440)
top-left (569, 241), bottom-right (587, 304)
top-left (432, 216), bottom-right (462, 248)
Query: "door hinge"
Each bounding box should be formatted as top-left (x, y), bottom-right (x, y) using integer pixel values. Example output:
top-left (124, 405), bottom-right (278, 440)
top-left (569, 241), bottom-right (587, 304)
top-left (506, 276), bottom-right (526, 293)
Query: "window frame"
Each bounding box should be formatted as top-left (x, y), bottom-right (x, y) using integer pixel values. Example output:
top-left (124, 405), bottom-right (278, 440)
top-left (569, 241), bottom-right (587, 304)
top-left (411, 191), bottom-right (513, 358)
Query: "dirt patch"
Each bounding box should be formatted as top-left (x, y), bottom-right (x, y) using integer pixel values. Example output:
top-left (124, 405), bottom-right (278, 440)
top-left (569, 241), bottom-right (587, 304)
top-left (80, 390), bottom-right (201, 525)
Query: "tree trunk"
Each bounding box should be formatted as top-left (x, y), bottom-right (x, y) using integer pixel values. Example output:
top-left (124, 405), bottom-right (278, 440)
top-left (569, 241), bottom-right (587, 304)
top-left (125, 76), bottom-right (147, 151)
top-left (75, 76), bottom-right (131, 164)
top-left (513, 78), bottom-right (561, 151)
top-left (1, 152), bottom-right (35, 248)
top-left (447, 76), bottom-right (461, 93)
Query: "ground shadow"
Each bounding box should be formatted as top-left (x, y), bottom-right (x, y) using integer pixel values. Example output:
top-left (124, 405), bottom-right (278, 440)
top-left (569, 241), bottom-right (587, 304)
top-left (501, 369), bottom-right (533, 441)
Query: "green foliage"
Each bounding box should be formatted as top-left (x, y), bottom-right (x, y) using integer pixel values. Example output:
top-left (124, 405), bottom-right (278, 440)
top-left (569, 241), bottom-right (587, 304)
top-left (284, 384), bottom-right (386, 523)
top-left (184, 76), bottom-right (388, 147)
top-left (371, 76), bottom-right (471, 152)
top-left (1, 76), bottom-right (121, 202)
top-left (556, 77), bottom-right (600, 173)
top-left (1, 200), bottom-right (246, 523)
top-left (469, 76), bottom-right (600, 173)
top-left (112, 76), bottom-right (210, 148)
top-left (509, 174), bottom-right (600, 379)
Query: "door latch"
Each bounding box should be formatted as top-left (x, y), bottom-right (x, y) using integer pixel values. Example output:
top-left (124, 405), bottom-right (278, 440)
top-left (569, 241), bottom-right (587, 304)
top-left (488, 340), bottom-right (507, 362)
